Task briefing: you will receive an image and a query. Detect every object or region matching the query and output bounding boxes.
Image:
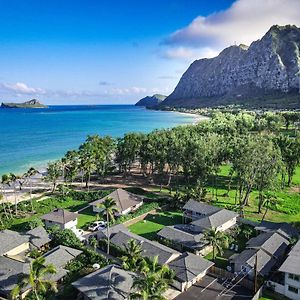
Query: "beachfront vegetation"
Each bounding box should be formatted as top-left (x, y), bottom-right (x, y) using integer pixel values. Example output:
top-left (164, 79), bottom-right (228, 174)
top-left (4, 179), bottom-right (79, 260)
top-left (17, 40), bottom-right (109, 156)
top-left (1, 111), bottom-right (300, 228)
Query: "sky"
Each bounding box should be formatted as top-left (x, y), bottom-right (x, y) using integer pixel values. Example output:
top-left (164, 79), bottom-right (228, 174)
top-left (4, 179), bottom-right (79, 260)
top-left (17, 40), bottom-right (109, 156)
top-left (0, 0), bottom-right (300, 105)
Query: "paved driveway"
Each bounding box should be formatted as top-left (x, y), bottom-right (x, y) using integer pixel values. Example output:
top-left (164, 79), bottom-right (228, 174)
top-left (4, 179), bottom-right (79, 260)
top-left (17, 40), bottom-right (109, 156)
top-left (175, 275), bottom-right (253, 300)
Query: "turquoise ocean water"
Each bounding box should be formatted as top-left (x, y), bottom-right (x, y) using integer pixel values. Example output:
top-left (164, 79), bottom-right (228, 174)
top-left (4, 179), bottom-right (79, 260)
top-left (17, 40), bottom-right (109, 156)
top-left (0, 105), bottom-right (196, 175)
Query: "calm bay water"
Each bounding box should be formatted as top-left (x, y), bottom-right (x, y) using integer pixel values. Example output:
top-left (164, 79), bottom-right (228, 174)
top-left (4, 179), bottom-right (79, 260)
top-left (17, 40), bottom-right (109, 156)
top-left (0, 105), bottom-right (196, 175)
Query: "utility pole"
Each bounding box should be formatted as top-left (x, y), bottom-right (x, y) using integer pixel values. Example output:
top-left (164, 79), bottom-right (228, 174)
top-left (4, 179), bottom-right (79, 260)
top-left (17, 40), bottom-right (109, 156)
top-left (254, 252), bottom-right (258, 293)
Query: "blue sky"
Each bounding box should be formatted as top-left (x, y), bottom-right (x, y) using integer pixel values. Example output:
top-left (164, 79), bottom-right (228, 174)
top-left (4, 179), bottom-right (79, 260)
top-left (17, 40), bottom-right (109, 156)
top-left (0, 0), bottom-right (299, 104)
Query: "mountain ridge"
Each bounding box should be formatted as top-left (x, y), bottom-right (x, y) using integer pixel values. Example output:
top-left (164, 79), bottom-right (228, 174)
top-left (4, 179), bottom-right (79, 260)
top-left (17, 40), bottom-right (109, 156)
top-left (160, 25), bottom-right (300, 109)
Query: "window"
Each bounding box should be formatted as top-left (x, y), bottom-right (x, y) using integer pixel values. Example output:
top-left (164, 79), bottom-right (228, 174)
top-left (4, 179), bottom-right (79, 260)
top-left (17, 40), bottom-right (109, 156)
top-left (288, 273), bottom-right (300, 282)
top-left (288, 285), bottom-right (298, 294)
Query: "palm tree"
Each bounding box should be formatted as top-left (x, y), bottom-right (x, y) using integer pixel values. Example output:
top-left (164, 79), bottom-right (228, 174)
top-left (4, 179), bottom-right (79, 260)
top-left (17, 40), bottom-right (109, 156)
top-left (121, 239), bottom-right (143, 271)
top-left (131, 256), bottom-right (174, 300)
top-left (242, 226), bottom-right (253, 240)
top-left (98, 197), bottom-right (118, 254)
top-left (204, 228), bottom-right (229, 262)
top-left (11, 256), bottom-right (57, 300)
top-left (25, 167), bottom-right (38, 211)
top-left (45, 161), bottom-right (62, 193)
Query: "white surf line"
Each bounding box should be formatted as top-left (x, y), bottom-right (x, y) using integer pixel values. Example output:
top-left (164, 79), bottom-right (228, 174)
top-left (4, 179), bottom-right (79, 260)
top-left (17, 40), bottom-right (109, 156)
top-left (200, 278), bottom-right (218, 293)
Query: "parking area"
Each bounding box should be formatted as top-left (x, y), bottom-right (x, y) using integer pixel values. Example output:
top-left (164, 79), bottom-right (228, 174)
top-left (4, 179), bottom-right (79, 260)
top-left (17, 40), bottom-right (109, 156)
top-left (175, 275), bottom-right (253, 300)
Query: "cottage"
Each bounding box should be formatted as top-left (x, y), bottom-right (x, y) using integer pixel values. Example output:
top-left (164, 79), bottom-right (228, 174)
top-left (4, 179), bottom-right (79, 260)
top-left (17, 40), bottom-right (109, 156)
top-left (41, 208), bottom-right (78, 230)
top-left (169, 252), bottom-right (214, 292)
top-left (110, 230), bottom-right (181, 265)
top-left (0, 256), bottom-right (31, 299)
top-left (157, 225), bottom-right (206, 254)
top-left (0, 230), bottom-right (29, 257)
top-left (230, 232), bottom-right (289, 279)
top-left (25, 226), bottom-right (51, 249)
top-left (158, 201), bottom-right (238, 255)
top-left (72, 265), bottom-right (134, 300)
top-left (42, 245), bottom-right (82, 281)
top-left (183, 200), bottom-right (220, 222)
top-left (90, 188), bottom-right (143, 215)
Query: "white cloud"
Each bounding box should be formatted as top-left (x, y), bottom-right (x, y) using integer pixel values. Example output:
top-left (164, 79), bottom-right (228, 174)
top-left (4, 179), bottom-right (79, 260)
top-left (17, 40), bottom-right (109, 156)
top-left (104, 86), bottom-right (148, 96)
top-left (161, 46), bottom-right (219, 62)
top-left (0, 82), bottom-right (45, 94)
top-left (162, 0), bottom-right (300, 60)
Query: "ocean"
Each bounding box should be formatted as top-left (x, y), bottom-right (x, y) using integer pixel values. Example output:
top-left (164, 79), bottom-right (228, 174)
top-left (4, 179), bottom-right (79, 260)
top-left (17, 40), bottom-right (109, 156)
top-left (0, 105), bottom-right (197, 175)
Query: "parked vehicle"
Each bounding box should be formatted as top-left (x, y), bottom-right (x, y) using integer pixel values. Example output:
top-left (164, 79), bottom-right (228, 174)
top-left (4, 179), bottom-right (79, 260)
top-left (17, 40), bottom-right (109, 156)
top-left (88, 221), bottom-right (107, 232)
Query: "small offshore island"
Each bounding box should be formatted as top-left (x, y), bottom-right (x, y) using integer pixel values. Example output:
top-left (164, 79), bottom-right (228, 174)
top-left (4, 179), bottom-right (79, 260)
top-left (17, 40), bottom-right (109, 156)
top-left (1, 99), bottom-right (48, 108)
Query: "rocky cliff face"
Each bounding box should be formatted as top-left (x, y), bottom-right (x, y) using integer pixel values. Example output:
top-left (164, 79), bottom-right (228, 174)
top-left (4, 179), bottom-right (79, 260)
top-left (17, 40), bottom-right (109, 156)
top-left (162, 25), bottom-right (300, 108)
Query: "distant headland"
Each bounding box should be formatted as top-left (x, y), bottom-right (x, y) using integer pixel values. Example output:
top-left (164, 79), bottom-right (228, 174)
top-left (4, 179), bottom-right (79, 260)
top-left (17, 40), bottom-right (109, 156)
top-left (1, 99), bottom-right (48, 108)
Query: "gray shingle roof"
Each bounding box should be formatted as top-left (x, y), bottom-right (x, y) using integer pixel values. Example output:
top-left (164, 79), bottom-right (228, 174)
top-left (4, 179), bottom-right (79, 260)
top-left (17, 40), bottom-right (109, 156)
top-left (72, 265), bottom-right (134, 300)
top-left (41, 209), bottom-right (78, 224)
top-left (246, 232), bottom-right (289, 258)
top-left (230, 248), bottom-right (276, 276)
top-left (25, 226), bottom-right (51, 248)
top-left (183, 200), bottom-right (221, 215)
top-left (191, 209), bottom-right (238, 231)
top-left (0, 256), bottom-right (30, 296)
top-left (43, 245), bottom-right (82, 269)
top-left (157, 226), bottom-right (206, 250)
top-left (255, 221), bottom-right (298, 239)
top-left (0, 230), bottom-right (29, 255)
top-left (169, 252), bottom-right (214, 283)
top-left (278, 240), bottom-right (300, 275)
top-left (90, 189), bottom-right (143, 213)
top-left (111, 230), bottom-right (180, 265)
top-left (96, 224), bottom-right (128, 240)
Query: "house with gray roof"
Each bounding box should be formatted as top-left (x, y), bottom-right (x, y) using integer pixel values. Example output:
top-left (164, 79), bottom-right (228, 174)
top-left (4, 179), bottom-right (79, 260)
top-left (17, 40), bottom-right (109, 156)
top-left (183, 200), bottom-right (220, 221)
top-left (0, 244), bottom-right (81, 299)
top-left (0, 256), bottom-right (30, 298)
top-left (229, 231), bottom-right (290, 279)
top-left (255, 220), bottom-right (299, 239)
top-left (25, 226), bottom-right (51, 249)
top-left (42, 245), bottom-right (82, 281)
top-left (41, 208), bottom-right (78, 230)
top-left (246, 232), bottom-right (289, 258)
top-left (168, 252), bottom-right (214, 292)
top-left (190, 209), bottom-right (238, 232)
top-left (110, 230), bottom-right (180, 265)
top-left (0, 230), bottom-right (29, 257)
top-left (157, 225), bottom-right (207, 254)
top-left (90, 188), bottom-right (143, 216)
top-left (96, 223), bottom-right (128, 240)
top-left (72, 265), bottom-right (134, 300)
top-left (267, 240), bottom-right (300, 300)
top-left (158, 201), bottom-right (237, 255)
top-left (183, 200), bottom-right (238, 232)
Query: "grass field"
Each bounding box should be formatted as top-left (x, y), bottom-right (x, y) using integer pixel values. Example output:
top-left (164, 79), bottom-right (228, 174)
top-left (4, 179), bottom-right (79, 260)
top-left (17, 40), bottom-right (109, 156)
top-left (128, 211), bottom-right (182, 240)
top-left (203, 164), bottom-right (300, 225)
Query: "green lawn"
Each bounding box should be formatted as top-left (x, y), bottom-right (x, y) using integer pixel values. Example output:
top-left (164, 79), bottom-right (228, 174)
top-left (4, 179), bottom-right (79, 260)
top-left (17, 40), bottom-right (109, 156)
top-left (9, 196), bottom-right (89, 231)
top-left (128, 211), bottom-right (183, 240)
top-left (77, 206), bottom-right (101, 229)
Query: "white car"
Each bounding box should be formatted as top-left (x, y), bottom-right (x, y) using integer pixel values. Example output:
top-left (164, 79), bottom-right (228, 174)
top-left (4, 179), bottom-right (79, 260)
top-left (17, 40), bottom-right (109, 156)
top-left (88, 221), bottom-right (107, 232)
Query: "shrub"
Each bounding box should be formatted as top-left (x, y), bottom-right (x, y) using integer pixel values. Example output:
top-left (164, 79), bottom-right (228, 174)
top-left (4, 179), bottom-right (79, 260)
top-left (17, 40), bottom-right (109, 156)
top-left (24, 218), bottom-right (44, 230)
top-left (51, 228), bottom-right (82, 249)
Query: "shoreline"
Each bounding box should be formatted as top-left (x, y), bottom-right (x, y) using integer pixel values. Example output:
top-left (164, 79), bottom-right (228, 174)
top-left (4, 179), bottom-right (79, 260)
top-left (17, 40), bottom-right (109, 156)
top-left (0, 107), bottom-right (202, 177)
